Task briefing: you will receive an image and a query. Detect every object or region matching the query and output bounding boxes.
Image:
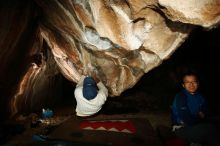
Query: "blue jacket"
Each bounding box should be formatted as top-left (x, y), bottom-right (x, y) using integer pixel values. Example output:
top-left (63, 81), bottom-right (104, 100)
top-left (171, 89), bottom-right (208, 126)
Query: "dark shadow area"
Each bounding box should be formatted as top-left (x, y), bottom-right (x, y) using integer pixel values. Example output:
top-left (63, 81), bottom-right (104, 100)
top-left (51, 75), bottom-right (76, 109)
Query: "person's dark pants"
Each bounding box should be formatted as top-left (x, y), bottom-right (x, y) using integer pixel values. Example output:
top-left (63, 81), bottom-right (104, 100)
top-left (174, 123), bottom-right (220, 146)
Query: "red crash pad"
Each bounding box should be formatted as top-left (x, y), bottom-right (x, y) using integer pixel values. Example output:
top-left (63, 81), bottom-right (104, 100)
top-left (80, 120), bottom-right (136, 134)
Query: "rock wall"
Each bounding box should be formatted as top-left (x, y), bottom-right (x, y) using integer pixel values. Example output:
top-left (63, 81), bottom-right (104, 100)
top-left (35, 0), bottom-right (192, 96)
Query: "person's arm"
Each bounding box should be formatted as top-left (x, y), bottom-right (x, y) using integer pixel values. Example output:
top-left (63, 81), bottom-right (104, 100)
top-left (97, 82), bottom-right (108, 96)
top-left (198, 95), bottom-right (208, 119)
top-left (90, 72), bottom-right (108, 98)
top-left (171, 96), bottom-right (185, 131)
top-left (94, 81), bottom-right (108, 106)
top-left (172, 96), bottom-right (184, 125)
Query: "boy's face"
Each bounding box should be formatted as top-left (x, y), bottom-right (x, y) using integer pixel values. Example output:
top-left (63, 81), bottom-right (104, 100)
top-left (182, 75), bottom-right (199, 94)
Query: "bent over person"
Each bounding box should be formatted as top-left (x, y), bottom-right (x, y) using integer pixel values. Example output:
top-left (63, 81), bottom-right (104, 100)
top-left (74, 75), bottom-right (108, 117)
top-left (171, 71), bottom-right (220, 146)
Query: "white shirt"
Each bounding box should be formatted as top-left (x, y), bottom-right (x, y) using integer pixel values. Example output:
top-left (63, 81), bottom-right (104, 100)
top-left (74, 76), bottom-right (108, 117)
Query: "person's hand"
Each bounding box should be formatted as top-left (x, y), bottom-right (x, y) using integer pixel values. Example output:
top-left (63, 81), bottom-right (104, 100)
top-left (172, 125), bottom-right (184, 132)
top-left (91, 72), bottom-right (100, 83)
top-left (198, 112), bottom-right (205, 119)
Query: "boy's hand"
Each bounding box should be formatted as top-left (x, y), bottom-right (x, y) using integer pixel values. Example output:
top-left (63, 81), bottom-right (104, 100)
top-left (198, 112), bottom-right (205, 119)
top-left (172, 125), bottom-right (184, 132)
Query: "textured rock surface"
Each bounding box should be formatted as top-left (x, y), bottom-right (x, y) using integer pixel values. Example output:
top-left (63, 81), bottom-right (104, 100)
top-left (36, 0), bottom-right (191, 96)
top-left (0, 0), bottom-right (219, 117)
top-left (159, 0), bottom-right (220, 28)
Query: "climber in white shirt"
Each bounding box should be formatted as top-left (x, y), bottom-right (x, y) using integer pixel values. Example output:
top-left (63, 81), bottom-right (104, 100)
top-left (74, 75), bottom-right (108, 117)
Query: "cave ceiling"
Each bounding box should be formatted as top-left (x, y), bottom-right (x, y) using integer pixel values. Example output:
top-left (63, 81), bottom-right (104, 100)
top-left (0, 0), bottom-right (220, 116)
